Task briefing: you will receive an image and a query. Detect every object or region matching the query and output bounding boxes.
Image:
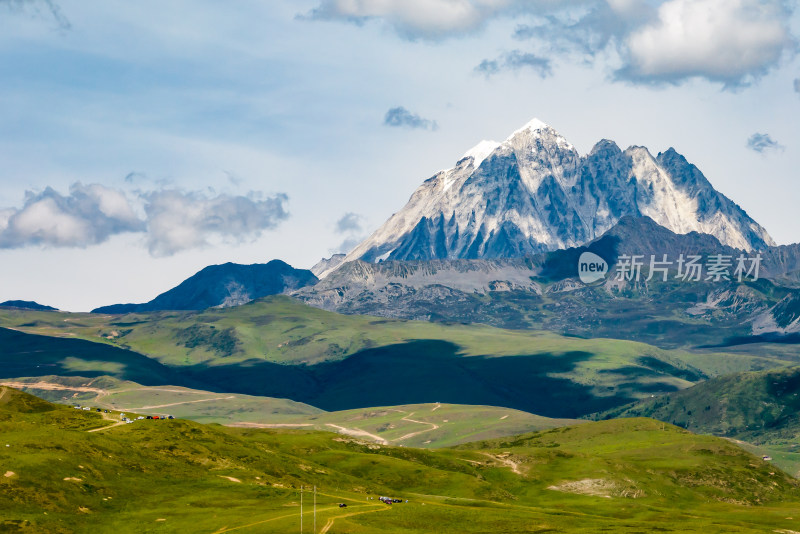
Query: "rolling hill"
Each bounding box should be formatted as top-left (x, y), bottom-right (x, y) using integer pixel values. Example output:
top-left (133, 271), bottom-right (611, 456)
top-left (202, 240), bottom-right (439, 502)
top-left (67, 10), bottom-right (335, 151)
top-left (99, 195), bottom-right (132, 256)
top-left (0, 376), bottom-right (578, 448)
top-left (0, 297), bottom-right (792, 418)
top-left (0, 375), bottom-right (323, 425)
top-left (4, 386), bottom-right (800, 533)
top-left (594, 365), bottom-right (800, 475)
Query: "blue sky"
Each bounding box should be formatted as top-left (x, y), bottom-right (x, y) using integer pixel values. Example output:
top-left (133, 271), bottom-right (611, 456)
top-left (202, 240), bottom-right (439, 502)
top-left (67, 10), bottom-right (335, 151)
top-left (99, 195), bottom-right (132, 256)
top-left (1, 0), bottom-right (799, 310)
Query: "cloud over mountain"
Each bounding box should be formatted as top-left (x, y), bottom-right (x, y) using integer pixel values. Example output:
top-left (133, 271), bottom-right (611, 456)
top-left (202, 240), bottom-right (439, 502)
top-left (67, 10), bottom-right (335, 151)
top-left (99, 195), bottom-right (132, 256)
top-left (0, 184), bottom-right (289, 256)
top-left (143, 190), bottom-right (289, 257)
top-left (335, 212), bottom-right (363, 234)
top-left (331, 212), bottom-right (366, 254)
top-left (746, 133), bottom-right (784, 154)
top-left (384, 107), bottom-right (438, 130)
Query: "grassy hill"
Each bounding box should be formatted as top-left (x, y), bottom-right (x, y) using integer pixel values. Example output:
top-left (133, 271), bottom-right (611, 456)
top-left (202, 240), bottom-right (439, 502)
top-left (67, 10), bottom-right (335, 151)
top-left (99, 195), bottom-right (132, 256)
top-left (0, 376), bottom-right (582, 448)
top-left (0, 375), bottom-right (323, 424)
top-left (0, 376), bottom-right (578, 448)
top-left (243, 402), bottom-right (581, 449)
top-left (0, 297), bottom-right (793, 418)
top-left (594, 366), bottom-right (800, 476)
top-left (4, 387), bottom-right (800, 533)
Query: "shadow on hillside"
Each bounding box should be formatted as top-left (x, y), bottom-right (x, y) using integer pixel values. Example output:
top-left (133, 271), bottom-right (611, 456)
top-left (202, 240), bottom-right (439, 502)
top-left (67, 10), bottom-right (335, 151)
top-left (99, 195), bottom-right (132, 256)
top-left (0, 327), bottom-right (192, 387)
top-left (1, 328), bottom-right (674, 418)
top-left (181, 340), bottom-right (640, 418)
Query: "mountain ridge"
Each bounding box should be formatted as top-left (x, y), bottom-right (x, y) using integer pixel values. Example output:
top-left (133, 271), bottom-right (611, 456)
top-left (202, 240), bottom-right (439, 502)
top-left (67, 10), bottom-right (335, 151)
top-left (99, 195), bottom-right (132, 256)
top-left (92, 259), bottom-right (317, 313)
top-left (342, 119), bottom-right (773, 270)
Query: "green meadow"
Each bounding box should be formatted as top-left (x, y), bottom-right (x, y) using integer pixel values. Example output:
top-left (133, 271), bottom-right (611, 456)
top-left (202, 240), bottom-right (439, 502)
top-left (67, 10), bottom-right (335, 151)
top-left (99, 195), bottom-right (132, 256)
top-left (4, 386), bottom-right (800, 533)
top-left (0, 296), bottom-right (792, 418)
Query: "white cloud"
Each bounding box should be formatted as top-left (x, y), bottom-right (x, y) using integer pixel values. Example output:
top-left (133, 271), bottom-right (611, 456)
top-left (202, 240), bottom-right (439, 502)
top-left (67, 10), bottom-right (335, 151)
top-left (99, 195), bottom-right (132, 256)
top-left (0, 184), bottom-right (290, 256)
top-left (0, 183), bottom-right (143, 249)
top-left (143, 190), bottom-right (289, 257)
top-left (621, 0), bottom-right (795, 86)
top-left (314, 0), bottom-right (796, 87)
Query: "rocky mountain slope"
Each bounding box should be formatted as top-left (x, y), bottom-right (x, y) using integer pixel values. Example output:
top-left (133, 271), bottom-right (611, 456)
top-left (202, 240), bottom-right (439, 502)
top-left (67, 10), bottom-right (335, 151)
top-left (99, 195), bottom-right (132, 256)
top-left (344, 119), bottom-right (774, 266)
top-left (93, 260), bottom-right (317, 313)
top-left (294, 217), bottom-right (800, 346)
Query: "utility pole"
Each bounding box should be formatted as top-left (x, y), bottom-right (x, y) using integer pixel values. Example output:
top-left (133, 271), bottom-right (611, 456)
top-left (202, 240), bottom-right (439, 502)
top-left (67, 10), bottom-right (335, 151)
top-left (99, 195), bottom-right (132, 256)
top-left (300, 486), bottom-right (303, 533)
top-left (314, 485), bottom-right (317, 534)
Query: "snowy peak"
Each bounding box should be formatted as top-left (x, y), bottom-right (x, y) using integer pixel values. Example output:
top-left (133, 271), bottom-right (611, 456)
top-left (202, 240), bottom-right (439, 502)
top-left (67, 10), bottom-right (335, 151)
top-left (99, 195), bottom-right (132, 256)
top-left (506, 117), bottom-right (550, 140)
top-left (462, 140), bottom-right (501, 168)
top-left (340, 118), bottom-right (773, 270)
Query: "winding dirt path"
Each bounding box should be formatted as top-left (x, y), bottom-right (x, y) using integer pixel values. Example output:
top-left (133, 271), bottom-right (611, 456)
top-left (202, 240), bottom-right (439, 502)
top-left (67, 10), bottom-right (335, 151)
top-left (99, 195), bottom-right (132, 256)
top-left (394, 413), bottom-right (440, 442)
top-left (125, 396), bottom-right (235, 410)
top-left (480, 452), bottom-right (523, 475)
top-left (325, 424), bottom-right (388, 445)
top-left (87, 411), bottom-right (126, 433)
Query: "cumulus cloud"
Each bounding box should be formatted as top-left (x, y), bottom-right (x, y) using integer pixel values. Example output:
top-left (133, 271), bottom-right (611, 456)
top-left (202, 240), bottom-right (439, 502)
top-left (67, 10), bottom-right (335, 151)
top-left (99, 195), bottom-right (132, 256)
top-left (746, 133), bottom-right (784, 154)
top-left (384, 107), bottom-right (438, 130)
top-left (335, 212), bottom-right (363, 234)
top-left (795, 78), bottom-right (800, 94)
top-left (619, 0), bottom-right (796, 87)
top-left (475, 50), bottom-right (551, 77)
top-left (0, 183), bottom-right (290, 256)
top-left (308, 0), bottom-right (797, 88)
top-left (143, 190), bottom-right (289, 257)
top-left (513, 1), bottom-right (652, 58)
top-left (0, 183), bottom-right (143, 249)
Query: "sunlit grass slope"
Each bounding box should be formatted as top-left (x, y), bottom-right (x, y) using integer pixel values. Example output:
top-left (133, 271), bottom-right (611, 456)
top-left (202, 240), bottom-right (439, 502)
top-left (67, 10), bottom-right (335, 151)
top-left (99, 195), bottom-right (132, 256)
top-left (4, 387), bottom-right (800, 533)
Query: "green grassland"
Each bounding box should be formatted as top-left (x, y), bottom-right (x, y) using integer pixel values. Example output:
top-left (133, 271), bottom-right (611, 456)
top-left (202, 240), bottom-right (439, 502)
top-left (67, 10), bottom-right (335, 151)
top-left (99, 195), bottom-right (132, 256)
top-left (0, 375), bottom-right (323, 424)
top-left (5, 386), bottom-right (800, 533)
top-left (0, 296), bottom-right (784, 371)
top-left (595, 365), bottom-right (800, 476)
top-left (0, 376), bottom-right (578, 448)
top-left (0, 297), bottom-right (792, 418)
top-left (256, 403), bottom-right (581, 449)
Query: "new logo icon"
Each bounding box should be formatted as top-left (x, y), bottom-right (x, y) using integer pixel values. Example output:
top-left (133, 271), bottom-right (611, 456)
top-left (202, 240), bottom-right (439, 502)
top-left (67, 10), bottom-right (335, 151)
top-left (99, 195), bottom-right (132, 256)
top-left (578, 252), bottom-right (608, 284)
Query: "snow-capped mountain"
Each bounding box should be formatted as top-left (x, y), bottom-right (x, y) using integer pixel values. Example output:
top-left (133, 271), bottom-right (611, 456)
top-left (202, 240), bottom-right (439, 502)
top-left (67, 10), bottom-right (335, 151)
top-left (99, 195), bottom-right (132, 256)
top-left (343, 119), bottom-right (774, 267)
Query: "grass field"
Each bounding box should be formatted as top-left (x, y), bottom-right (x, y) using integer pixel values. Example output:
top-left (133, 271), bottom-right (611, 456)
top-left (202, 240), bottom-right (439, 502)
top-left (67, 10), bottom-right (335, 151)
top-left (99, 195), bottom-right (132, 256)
top-left (4, 386), bottom-right (800, 533)
top-left (0, 375), bottom-right (580, 448)
top-left (237, 402), bottom-right (582, 449)
top-left (0, 297), bottom-right (793, 419)
top-left (595, 365), bottom-right (800, 476)
top-left (0, 375), bottom-right (323, 424)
